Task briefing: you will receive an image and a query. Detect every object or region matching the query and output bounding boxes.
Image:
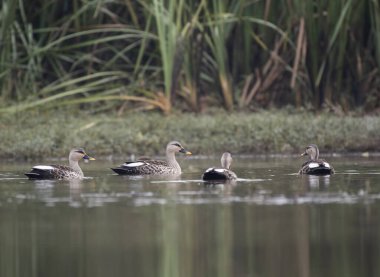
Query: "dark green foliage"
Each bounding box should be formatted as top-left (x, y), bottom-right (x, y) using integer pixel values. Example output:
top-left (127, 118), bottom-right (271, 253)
top-left (0, 0), bottom-right (379, 113)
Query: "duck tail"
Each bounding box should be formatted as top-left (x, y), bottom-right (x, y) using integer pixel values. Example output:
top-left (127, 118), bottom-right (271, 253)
top-left (25, 172), bottom-right (43, 179)
top-left (111, 167), bottom-right (128, 175)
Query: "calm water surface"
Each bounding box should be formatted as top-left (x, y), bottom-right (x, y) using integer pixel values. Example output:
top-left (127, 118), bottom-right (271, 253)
top-left (1, 156), bottom-right (380, 277)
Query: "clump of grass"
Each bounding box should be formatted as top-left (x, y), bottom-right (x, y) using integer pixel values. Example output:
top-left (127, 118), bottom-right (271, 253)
top-left (0, 110), bottom-right (379, 160)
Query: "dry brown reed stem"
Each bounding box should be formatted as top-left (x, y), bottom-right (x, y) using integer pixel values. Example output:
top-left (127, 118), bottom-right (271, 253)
top-left (291, 17), bottom-right (305, 107)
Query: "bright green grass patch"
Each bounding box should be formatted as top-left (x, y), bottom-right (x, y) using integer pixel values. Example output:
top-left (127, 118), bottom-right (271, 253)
top-left (0, 110), bottom-right (379, 160)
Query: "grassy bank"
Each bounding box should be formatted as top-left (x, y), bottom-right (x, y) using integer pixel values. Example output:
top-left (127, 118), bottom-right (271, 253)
top-left (0, 110), bottom-right (379, 160)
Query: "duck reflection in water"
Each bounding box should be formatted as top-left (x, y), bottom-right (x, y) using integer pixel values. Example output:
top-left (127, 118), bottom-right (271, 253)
top-left (303, 175), bottom-right (331, 189)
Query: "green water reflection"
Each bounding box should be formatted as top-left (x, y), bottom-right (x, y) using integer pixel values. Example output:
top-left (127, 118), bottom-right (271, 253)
top-left (0, 156), bottom-right (380, 277)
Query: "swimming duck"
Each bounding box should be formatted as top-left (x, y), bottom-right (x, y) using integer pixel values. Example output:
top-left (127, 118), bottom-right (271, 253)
top-left (25, 148), bottom-right (95, 180)
top-left (299, 144), bottom-right (334, 175)
top-left (111, 141), bottom-right (192, 175)
top-left (202, 152), bottom-right (237, 181)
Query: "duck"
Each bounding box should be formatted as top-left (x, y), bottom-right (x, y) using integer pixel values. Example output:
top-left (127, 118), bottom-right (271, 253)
top-left (111, 141), bottom-right (192, 175)
top-left (202, 152), bottom-right (237, 181)
top-left (25, 148), bottom-right (95, 180)
top-left (299, 144), bottom-right (334, 175)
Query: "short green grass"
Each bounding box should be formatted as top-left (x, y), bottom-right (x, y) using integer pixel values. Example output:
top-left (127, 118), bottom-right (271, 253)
top-left (1, 110), bottom-right (379, 160)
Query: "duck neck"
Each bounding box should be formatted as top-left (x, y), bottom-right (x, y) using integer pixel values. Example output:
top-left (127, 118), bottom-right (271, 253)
top-left (166, 151), bottom-right (181, 173)
top-left (221, 159), bottom-right (230, 169)
top-left (311, 149), bottom-right (319, 161)
top-left (69, 160), bottom-right (84, 177)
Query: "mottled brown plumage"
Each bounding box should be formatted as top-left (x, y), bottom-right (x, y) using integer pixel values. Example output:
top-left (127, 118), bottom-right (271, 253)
top-left (111, 141), bottom-right (192, 175)
top-left (25, 148), bottom-right (95, 180)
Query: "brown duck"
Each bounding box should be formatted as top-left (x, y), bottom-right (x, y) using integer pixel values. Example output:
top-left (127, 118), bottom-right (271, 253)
top-left (25, 148), bottom-right (95, 180)
top-left (299, 144), bottom-right (334, 175)
top-left (111, 141), bottom-right (192, 175)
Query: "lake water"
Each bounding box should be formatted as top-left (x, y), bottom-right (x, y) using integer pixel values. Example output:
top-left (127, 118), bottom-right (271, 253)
top-left (1, 155), bottom-right (380, 277)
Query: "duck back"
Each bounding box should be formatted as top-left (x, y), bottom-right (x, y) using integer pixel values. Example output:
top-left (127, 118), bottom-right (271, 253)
top-left (202, 168), bottom-right (237, 181)
top-left (299, 160), bottom-right (334, 175)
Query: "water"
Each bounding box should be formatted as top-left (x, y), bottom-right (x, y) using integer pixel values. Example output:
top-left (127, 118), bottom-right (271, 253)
top-left (1, 155), bottom-right (380, 277)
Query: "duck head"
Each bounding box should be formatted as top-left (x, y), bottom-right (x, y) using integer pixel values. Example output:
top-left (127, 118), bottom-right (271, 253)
top-left (301, 144), bottom-right (319, 161)
top-left (221, 152), bottom-right (233, 169)
top-left (166, 141), bottom-right (192, 155)
top-left (69, 148), bottom-right (96, 162)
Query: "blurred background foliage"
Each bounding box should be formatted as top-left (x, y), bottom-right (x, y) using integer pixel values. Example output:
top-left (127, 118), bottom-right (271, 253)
top-left (0, 0), bottom-right (379, 114)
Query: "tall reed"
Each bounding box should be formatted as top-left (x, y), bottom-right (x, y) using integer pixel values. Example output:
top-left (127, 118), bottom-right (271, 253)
top-left (0, 0), bottom-right (379, 113)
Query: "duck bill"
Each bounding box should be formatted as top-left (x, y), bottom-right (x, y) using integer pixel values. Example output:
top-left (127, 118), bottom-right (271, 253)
top-left (179, 149), bottom-right (192, 155)
top-left (300, 152), bottom-right (307, 157)
top-left (83, 154), bottom-right (96, 161)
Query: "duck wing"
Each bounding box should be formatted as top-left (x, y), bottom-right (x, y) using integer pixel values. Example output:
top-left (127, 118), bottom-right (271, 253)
top-left (299, 159), bottom-right (334, 175)
top-left (202, 167), bottom-right (237, 181)
top-left (111, 159), bottom-right (171, 175)
top-left (25, 164), bottom-right (76, 180)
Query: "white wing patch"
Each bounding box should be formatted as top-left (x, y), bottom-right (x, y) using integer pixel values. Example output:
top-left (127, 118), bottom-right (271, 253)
top-left (323, 162), bottom-right (330, 168)
top-left (308, 163), bottom-right (319, 168)
top-left (214, 168), bottom-right (226, 173)
top-left (124, 162), bottom-right (145, 167)
top-left (33, 165), bottom-right (55, 170)
top-left (205, 168), bottom-right (214, 173)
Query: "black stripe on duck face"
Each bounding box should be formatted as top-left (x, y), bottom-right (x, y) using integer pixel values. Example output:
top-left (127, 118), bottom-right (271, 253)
top-left (171, 142), bottom-right (182, 148)
top-left (75, 148), bottom-right (86, 154)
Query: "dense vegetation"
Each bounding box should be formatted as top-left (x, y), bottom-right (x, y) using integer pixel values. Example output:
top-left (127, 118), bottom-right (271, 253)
top-left (1, 0), bottom-right (380, 114)
top-left (1, 110), bottom-right (379, 159)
